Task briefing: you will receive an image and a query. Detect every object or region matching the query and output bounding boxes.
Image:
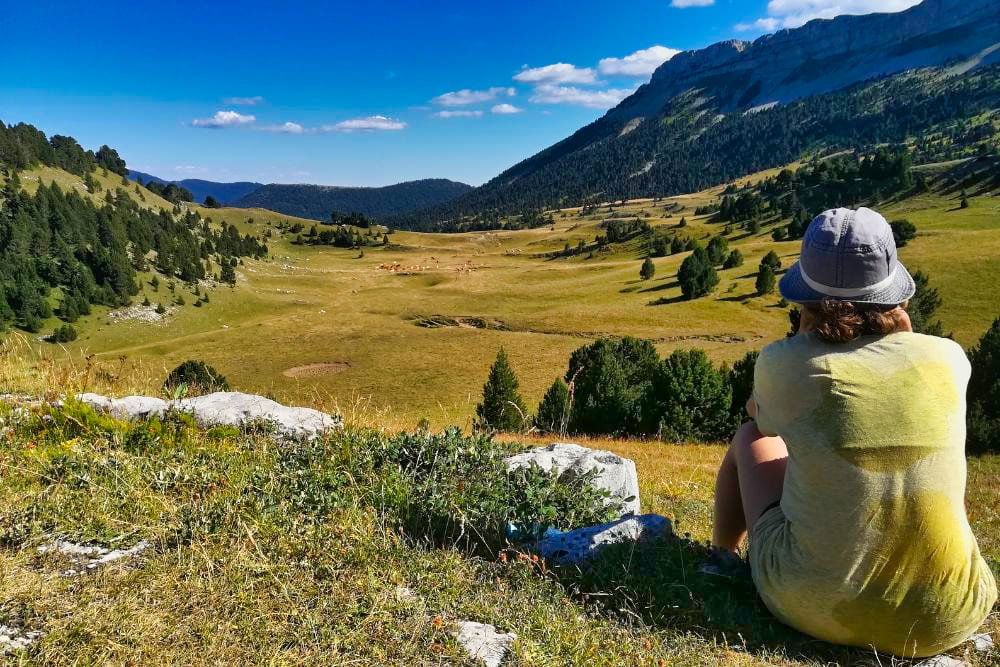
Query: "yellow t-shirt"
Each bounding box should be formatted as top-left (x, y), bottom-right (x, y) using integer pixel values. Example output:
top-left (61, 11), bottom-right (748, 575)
top-left (749, 331), bottom-right (997, 658)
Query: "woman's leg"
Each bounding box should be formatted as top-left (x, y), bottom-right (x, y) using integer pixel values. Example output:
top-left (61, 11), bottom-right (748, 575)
top-left (712, 421), bottom-right (788, 554)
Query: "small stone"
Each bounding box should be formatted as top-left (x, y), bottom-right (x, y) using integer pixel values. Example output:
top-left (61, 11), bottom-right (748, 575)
top-left (914, 656), bottom-right (968, 667)
top-left (970, 632), bottom-right (993, 652)
top-left (453, 621), bottom-right (517, 667)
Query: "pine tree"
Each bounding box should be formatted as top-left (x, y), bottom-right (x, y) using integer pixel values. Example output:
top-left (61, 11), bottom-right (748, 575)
top-left (968, 317), bottom-right (1000, 454)
top-left (678, 246), bottom-right (719, 300)
top-left (761, 250), bottom-right (781, 273)
top-left (706, 235), bottom-right (729, 266)
top-left (475, 347), bottom-right (528, 432)
top-left (756, 263), bottom-right (776, 295)
top-left (722, 249), bottom-right (743, 269)
top-left (534, 378), bottom-right (570, 435)
top-left (640, 257), bottom-right (656, 280)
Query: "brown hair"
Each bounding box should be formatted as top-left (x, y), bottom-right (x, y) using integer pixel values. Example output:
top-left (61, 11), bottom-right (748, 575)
top-left (803, 298), bottom-right (909, 344)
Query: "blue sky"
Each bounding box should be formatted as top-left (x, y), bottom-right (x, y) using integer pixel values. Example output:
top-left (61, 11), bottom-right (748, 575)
top-left (2, 0), bottom-right (919, 186)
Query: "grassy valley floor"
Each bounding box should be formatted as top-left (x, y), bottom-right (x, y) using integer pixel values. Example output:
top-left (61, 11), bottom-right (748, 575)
top-left (15, 164), bottom-right (1000, 431)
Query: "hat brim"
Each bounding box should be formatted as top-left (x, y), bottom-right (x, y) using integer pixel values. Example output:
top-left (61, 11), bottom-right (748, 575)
top-left (778, 261), bottom-right (916, 306)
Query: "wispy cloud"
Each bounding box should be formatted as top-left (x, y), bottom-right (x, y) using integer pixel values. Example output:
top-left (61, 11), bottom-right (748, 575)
top-left (223, 95), bottom-right (265, 105)
top-left (191, 110), bottom-right (256, 128)
top-left (431, 87), bottom-right (516, 106)
top-left (528, 84), bottom-right (637, 109)
top-left (261, 121), bottom-right (305, 134)
top-left (598, 46), bottom-right (681, 77)
top-left (173, 165), bottom-right (208, 174)
top-left (490, 103), bottom-right (523, 115)
top-left (323, 115), bottom-right (407, 132)
top-left (433, 110), bottom-right (484, 118)
top-left (513, 63), bottom-right (596, 85)
top-left (736, 0), bottom-right (921, 33)
top-left (671, 0), bottom-right (714, 7)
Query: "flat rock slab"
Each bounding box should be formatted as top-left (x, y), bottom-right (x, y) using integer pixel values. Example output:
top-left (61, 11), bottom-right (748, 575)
top-left (534, 513), bottom-right (672, 565)
top-left (504, 443), bottom-right (640, 516)
top-left (971, 632), bottom-right (993, 652)
top-left (38, 539), bottom-right (150, 576)
top-left (76, 391), bottom-right (342, 441)
top-left (453, 621), bottom-right (517, 667)
top-left (914, 656), bottom-right (967, 667)
top-left (0, 625), bottom-right (43, 654)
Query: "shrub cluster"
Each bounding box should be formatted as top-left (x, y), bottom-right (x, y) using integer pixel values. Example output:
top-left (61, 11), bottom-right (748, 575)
top-left (478, 339), bottom-right (758, 442)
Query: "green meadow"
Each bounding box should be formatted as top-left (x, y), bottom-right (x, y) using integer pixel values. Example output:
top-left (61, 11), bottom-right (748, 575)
top-left (19, 165), bottom-right (996, 431)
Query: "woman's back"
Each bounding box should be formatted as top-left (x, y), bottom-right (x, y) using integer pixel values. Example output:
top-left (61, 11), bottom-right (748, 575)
top-left (750, 331), bottom-right (996, 657)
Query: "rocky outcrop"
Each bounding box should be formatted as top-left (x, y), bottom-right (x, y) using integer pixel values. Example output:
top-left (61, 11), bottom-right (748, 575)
top-left (452, 622), bottom-right (517, 667)
top-left (612, 0), bottom-right (1000, 118)
top-left (76, 391), bottom-right (342, 441)
top-left (504, 443), bottom-right (640, 517)
top-left (533, 514), bottom-right (672, 565)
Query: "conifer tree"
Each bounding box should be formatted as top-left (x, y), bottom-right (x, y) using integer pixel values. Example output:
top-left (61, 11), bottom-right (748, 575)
top-left (640, 257), bottom-right (656, 280)
top-left (756, 263), bottom-right (776, 295)
top-left (968, 317), bottom-right (1000, 454)
top-left (475, 347), bottom-right (527, 432)
top-left (534, 378), bottom-right (570, 435)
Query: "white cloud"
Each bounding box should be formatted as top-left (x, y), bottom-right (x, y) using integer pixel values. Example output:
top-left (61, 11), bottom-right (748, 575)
top-left (735, 17), bottom-right (781, 31)
top-left (671, 0), bottom-right (714, 6)
top-left (173, 165), bottom-right (208, 174)
top-left (528, 84), bottom-right (637, 109)
top-left (513, 63), bottom-right (597, 85)
top-left (433, 110), bottom-right (484, 118)
top-left (191, 110), bottom-right (256, 128)
top-left (491, 103), bottom-right (523, 114)
top-left (738, 0), bottom-right (921, 33)
top-left (223, 96), bottom-right (265, 105)
top-left (261, 121), bottom-right (305, 134)
top-left (598, 46), bottom-right (681, 77)
top-left (431, 87), bottom-right (516, 106)
top-left (323, 115), bottom-right (407, 132)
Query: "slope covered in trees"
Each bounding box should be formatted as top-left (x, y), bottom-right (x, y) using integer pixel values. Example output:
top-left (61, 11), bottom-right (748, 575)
top-left (127, 171), bottom-right (264, 206)
top-left (0, 121), bottom-right (268, 333)
top-left (393, 63), bottom-right (1000, 231)
top-left (235, 179), bottom-right (473, 221)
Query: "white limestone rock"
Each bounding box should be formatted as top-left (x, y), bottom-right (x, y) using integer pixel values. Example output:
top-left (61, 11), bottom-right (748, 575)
top-left (453, 621), bottom-right (517, 667)
top-left (76, 393), bottom-right (168, 421)
top-left (504, 443), bottom-right (640, 516)
top-left (0, 625), bottom-right (42, 654)
top-left (37, 539), bottom-right (150, 576)
top-left (534, 514), bottom-right (672, 565)
top-left (914, 656), bottom-right (967, 667)
top-left (76, 391), bottom-right (342, 441)
top-left (971, 632), bottom-right (993, 652)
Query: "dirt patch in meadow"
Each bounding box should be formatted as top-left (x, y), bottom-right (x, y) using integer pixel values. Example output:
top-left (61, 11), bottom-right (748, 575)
top-left (282, 362), bottom-right (352, 378)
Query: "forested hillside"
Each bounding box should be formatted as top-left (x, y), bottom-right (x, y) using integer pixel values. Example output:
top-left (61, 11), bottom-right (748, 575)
top-left (394, 64), bottom-right (1000, 230)
top-left (0, 121), bottom-right (268, 334)
top-left (235, 178), bottom-right (473, 221)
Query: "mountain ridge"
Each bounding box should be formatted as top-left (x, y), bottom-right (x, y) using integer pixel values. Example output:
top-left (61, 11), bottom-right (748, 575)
top-left (395, 0), bottom-right (1000, 229)
top-left (234, 178), bottom-right (473, 221)
top-left (127, 171), bottom-right (263, 205)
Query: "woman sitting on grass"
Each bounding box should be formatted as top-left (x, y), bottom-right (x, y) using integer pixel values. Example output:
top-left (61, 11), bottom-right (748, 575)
top-left (712, 207), bottom-right (997, 658)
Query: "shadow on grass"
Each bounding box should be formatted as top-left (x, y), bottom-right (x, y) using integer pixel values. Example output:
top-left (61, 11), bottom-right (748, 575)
top-left (647, 295), bottom-right (687, 306)
top-left (639, 280), bottom-right (680, 294)
top-left (549, 535), bottom-right (895, 666)
top-left (717, 293), bottom-right (756, 303)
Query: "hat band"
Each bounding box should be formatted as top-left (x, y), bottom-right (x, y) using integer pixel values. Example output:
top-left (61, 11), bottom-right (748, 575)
top-left (799, 263), bottom-right (898, 298)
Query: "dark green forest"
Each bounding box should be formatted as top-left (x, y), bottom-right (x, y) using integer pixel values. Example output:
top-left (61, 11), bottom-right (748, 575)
top-left (0, 121), bottom-right (268, 334)
top-left (393, 64), bottom-right (1000, 231)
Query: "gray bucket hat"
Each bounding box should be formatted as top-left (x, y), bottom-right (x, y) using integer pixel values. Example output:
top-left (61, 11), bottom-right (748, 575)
top-left (779, 207), bottom-right (916, 306)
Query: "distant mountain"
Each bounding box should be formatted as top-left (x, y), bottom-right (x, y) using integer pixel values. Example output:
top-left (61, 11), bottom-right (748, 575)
top-left (234, 179), bottom-right (473, 221)
top-left (397, 0), bottom-right (1000, 229)
top-left (127, 170), bottom-right (263, 205)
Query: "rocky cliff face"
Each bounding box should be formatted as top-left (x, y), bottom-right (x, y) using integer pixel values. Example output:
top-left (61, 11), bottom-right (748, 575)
top-left (609, 0), bottom-right (1000, 120)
